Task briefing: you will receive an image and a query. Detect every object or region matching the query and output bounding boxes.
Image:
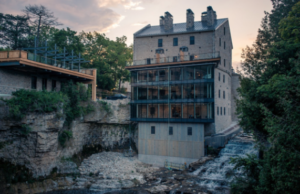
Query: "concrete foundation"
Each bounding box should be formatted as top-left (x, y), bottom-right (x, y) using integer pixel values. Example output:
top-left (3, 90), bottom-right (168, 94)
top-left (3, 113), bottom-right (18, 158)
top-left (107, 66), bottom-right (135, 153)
top-left (139, 154), bottom-right (198, 167)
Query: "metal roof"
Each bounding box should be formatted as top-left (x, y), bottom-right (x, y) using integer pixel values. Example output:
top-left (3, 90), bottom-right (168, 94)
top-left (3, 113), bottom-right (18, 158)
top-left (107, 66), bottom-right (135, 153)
top-left (134, 18), bottom-right (228, 37)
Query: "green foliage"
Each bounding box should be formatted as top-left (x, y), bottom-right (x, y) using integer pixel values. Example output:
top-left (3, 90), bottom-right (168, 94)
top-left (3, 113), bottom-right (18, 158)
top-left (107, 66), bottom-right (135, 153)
top-left (98, 101), bottom-right (112, 114)
top-left (20, 124), bottom-right (32, 136)
top-left (0, 89), bottom-right (67, 120)
top-left (233, 1), bottom-right (300, 194)
top-left (206, 146), bottom-right (220, 156)
top-left (58, 130), bottom-right (72, 147)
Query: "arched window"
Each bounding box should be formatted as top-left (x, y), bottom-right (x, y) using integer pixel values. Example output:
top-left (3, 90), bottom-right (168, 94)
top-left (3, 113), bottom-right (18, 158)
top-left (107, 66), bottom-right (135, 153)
top-left (179, 46), bottom-right (188, 52)
top-left (155, 49), bottom-right (164, 54)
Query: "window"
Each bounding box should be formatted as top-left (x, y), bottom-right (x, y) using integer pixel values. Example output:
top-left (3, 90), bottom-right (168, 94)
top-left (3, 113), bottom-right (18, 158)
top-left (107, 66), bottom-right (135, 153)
top-left (224, 41), bottom-right (226, 49)
top-left (148, 104), bottom-right (158, 118)
top-left (190, 55), bottom-right (194, 61)
top-left (52, 80), bottom-right (56, 91)
top-left (170, 85), bottom-right (182, 99)
top-left (218, 73), bottom-right (220, 81)
top-left (219, 38), bottom-right (221, 46)
top-left (224, 59), bottom-right (226, 67)
top-left (183, 84), bottom-right (194, 99)
top-left (137, 70), bottom-right (147, 83)
top-left (223, 75), bottom-right (225, 83)
top-left (137, 86), bottom-right (147, 100)
top-left (173, 38), bottom-right (178, 46)
top-left (147, 58), bottom-right (151, 64)
top-left (31, 76), bottom-right (37, 89)
top-left (183, 103), bottom-right (194, 118)
top-left (148, 86), bottom-right (158, 100)
top-left (188, 127), bottom-right (192, 136)
top-left (42, 78), bottom-right (47, 90)
top-left (159, 104), bottom-right (169, 118)
top-left (148, 70), bottom-right (158, 82)
top-left (180, 46), bottom-right (188, 52)
top-left (220, 107), bottom-right (222, 115)
top-left (173, 56), bottom-right (178, 62)
top-left (159, 86), bottom-right (169, 99)
top-left (224, 107), bottom-right (226, 115)
top-left (151, 126), bottom-right (155, 134)
top-left (169, 127), bottom-right (173, 135)
top-left (156, 49), bottom-right (164, 54)
top-left (170, 67), bottom-right (182, 81)
top-left (171, 104), bottom-right (181, 118)
top-left (217, 107), bottom-right (219, 115)
top-left (159, 69), bottom-right (168, 81)
top-left (224, 27), bottom-right (226, 35)
top-left (190, 36), bottom-right (195, 45)
top-left (184, 66), bottom-right (194, 80)
top-left (158, 39), bottom-right (163, 47)
top-left (131, 71), bottom-right (137, 83)
top-left (218, 90), bottom-right (221, 98)
top-left (138, 104), bottom-right (147, 118)
top-left (223, 91), bottom-right (225, 99)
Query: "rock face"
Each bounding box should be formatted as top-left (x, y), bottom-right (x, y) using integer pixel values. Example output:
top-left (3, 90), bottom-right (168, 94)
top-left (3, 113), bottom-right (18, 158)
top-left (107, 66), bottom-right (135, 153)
top-left (0, 99), bottom-right (134, 177)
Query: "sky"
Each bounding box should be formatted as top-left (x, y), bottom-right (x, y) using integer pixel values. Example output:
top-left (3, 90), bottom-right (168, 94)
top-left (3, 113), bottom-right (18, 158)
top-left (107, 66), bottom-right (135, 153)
top-left (0, 0), bottom-right (273, 70)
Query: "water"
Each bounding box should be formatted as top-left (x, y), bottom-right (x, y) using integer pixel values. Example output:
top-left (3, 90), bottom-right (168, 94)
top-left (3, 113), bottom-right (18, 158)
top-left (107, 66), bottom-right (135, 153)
top-left (192, 134), bottom-right (257, 193)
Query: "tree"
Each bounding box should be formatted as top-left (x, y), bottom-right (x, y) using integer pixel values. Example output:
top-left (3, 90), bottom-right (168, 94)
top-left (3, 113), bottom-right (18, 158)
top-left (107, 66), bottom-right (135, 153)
top-left (23, 5), bottom-right (61, 46)
top-left (0, 13), bottom-right (31, 49)
top-left (231, 1), bottom-right (300, 194)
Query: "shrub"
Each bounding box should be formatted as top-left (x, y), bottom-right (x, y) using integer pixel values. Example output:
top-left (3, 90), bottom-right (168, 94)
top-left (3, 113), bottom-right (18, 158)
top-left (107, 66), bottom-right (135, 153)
top-left (58, 130), bottom-right (73, 147)
top-left (98, 101), bottom-right (112, 114)
top-left (20, 124), bottom-right (32, 136)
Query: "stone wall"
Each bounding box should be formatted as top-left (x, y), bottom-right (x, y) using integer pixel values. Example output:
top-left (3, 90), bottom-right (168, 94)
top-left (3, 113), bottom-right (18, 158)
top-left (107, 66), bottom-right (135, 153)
top-left (0, 99), bottom-right (133, 177)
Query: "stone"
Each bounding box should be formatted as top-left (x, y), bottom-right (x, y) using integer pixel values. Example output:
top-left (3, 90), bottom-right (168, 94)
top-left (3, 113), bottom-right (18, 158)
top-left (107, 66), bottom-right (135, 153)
top-left (145, 185), bottom-right (169, 193)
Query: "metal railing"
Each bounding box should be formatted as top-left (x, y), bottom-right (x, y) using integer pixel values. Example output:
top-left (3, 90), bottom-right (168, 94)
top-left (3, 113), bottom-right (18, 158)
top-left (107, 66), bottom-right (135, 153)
top-left (164, 161), bottom-right (186, 171)
top-left (127, 52), bottom-right (220, 66)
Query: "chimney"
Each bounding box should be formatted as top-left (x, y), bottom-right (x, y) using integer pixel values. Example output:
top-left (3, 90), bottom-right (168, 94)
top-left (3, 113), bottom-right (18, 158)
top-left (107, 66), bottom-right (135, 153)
top-left (201, 6), bottom-right (217, 26)
top-left (186, 9), bottom-right (194, 29)
top-left (164, 12), bottom-right (173, 31)
top-left (160, 16), bottom-right (165, 26)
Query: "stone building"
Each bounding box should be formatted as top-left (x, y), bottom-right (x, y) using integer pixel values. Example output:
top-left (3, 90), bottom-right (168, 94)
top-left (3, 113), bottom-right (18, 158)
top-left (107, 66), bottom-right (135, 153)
top-left (125, 6), bottom-right (239, 165)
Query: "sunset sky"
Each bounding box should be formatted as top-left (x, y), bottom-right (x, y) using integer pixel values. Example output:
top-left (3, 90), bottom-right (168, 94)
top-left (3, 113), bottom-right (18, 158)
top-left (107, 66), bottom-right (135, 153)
top-left (0, 0), bottom-right (273, 70)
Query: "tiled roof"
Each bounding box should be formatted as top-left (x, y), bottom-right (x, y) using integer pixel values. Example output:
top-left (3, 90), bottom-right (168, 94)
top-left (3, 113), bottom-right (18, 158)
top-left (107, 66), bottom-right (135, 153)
top-left (134, 18), bottom-right (228, 37)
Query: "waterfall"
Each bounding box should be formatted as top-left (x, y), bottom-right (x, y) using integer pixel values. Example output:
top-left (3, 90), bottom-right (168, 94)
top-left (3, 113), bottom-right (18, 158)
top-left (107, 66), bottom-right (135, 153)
top-left (192, 134), bottom-right (257, 193)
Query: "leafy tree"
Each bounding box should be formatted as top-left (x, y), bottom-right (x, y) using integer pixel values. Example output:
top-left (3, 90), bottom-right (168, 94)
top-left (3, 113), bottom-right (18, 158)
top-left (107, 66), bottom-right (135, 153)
top-left (0, 13), bottom-right (31, 49)
top-left (23, 5), bottom-right (61, 46)
top-left (231, 1), bottom-right (300, 194)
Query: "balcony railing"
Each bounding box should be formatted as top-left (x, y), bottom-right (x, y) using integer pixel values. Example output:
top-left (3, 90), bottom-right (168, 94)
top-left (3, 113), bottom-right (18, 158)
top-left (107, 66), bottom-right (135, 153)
top-left (127, 51), bottom-right (220, 66)
top-left (0, 50), bottom-right (93, 76)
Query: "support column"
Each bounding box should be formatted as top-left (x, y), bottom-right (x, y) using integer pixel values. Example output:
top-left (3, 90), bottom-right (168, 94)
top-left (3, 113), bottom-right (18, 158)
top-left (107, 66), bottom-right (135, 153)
top-left (92, 69), bottom-right (97, 101)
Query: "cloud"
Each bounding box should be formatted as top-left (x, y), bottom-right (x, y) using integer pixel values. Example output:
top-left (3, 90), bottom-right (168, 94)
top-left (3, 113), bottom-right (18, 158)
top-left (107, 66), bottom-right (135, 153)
top-left (97, 0), bottom-right (145, 10)
top-left (132, 21), bottom-right (148, 26)
top-left (131, 6), bottom-right (145, 10)
top-left (0, 0), bottom-right (125, 34)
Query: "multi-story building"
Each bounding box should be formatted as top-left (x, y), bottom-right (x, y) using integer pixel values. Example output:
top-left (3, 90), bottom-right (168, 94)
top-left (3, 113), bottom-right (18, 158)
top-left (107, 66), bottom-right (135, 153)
top-left (125, 6), bottom-right (239, 165)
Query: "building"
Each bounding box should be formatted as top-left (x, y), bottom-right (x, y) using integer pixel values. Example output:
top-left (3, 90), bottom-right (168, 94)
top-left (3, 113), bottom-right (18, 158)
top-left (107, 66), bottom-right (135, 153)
top-left (125, 6), bottom-right (239, 166)
top-left (0, 50), bottom-right (97, 100)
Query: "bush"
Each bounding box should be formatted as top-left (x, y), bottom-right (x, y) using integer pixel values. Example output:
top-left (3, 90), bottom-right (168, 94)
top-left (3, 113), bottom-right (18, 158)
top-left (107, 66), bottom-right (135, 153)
top-left (98, 101), bottom-right (112, 114)
top-left (20, 124), bottom-right (32, 136)
top-left (58, 130), bottom-right (73, 147)
top-left (1, 89), bottom-right (67, 120)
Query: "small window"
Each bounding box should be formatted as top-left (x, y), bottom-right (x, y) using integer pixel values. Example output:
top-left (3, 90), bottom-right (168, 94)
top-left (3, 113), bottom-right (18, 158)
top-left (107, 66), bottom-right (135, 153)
top-left (219, 38), bottom-right (221, 46)
top-left (224, 27), bottom-right (226, 35)
top-left (223, 75), bottom-right (225, 83)
top-left (224, 107), bottom-right (226, 115)
top-left (224, 41), bottom-right (226, 49)
top-left (146, 58), bottom-right (151, 64)
top-left (173, 38), bottom-right (178, 46)
top-left (52, 80), bottom-right (56, 91)
top-left (151, 126), bottom-right (155, 134)
top-left (190, 55), bottom-right (194, 61)
top-left (218, 90), bottom-right (221, 98)
top-left (187, 127), bottom-right (192, 136)
top-left (180, 46), bottom-right (188, 52)
top-left (218, 73), bottom-right (220, 81)
top-left (190, 36), bottom-right (195, 45)
top-left (224, 59), bottom-right (226, 67)
top-left (42, 78), bottom-right (47, 90)
top-left (173, 56), bottom-right (177, 62)
top-left (217, 107), bottom-right (219, 115)
top-left (223, 91), bottom-right (225, 99)
top-left (31, 76), bottom-right (37, 89)
top-left (220, 107), bottom-right (222, 115)
top-left (169, 127), bottom-right (173, 135)
top-left (156, 49), bottom-right (164, 54)
top-left (158, 39), bottom-right (163, 47)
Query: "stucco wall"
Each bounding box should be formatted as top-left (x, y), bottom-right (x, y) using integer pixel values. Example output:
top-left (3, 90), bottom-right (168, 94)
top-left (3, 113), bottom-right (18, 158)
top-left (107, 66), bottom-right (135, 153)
top-left (231, 73), bottom-right (240, 121)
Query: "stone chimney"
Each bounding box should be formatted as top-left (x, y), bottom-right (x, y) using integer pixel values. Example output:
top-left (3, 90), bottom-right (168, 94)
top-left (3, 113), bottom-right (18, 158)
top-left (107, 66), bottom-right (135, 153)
top-left (159, 16), bottom-right (165, 26)
top-left (164, 12), bottom-right (173, 31)
top-left (186, 9), bottom-right (194, 29)
top-left (201, 6), bottom-right (217, 26)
